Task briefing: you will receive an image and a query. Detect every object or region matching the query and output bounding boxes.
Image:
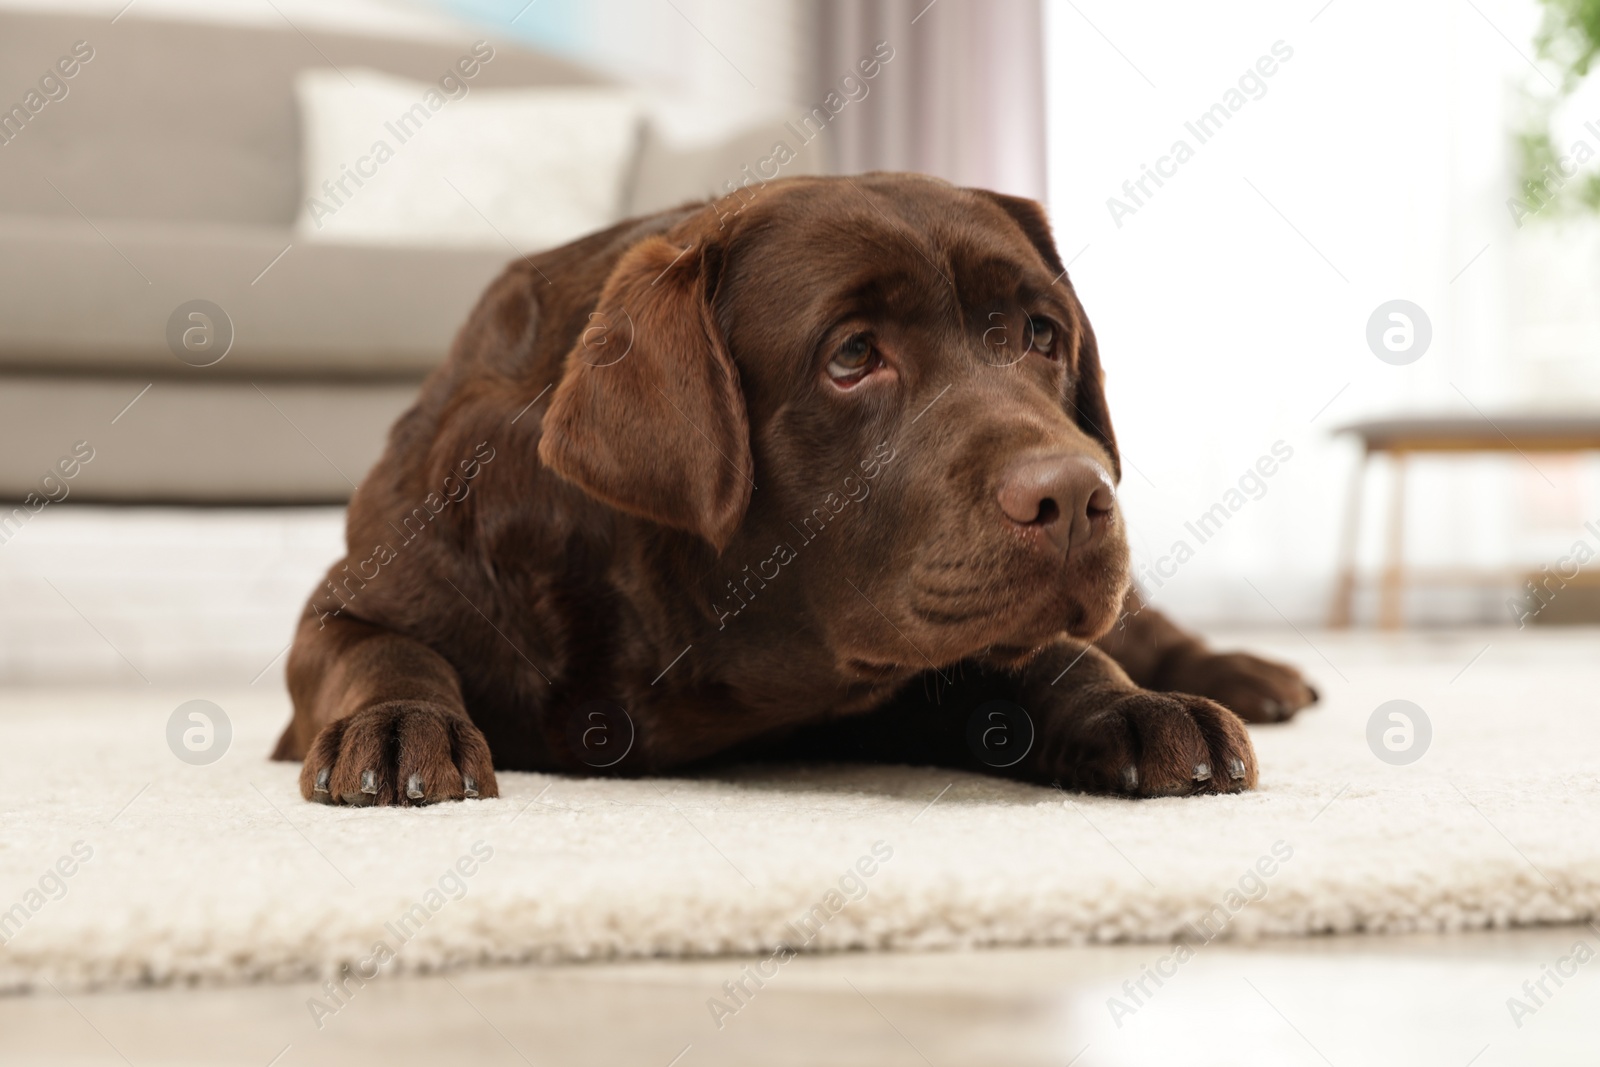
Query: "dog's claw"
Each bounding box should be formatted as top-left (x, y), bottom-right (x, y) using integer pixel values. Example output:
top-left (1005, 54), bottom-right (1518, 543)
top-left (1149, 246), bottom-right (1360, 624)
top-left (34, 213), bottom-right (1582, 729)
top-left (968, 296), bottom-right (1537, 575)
top-left (314, 768), bottom-right (331, 794)
top-left (1120, 765), bottom-right (1138, 792)
top-left (1193, 762), bottom-right (1212, 781)
top-left (360, 770), bottom-right (379, 795)
top-left (1262, 700), bottom-right (1285, 720)
top-left (405, 774), bottom-right (425, 801)
top-left (462, 773), bottom-right (479, 799)
top-left (1228, 758), bottom-right (1246, 780)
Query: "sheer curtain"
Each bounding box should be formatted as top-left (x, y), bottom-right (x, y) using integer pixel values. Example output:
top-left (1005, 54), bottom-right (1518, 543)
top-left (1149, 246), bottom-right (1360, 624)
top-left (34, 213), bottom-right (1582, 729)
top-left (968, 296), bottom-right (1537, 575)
top-left (811, 0), bottom-right (1046, 201)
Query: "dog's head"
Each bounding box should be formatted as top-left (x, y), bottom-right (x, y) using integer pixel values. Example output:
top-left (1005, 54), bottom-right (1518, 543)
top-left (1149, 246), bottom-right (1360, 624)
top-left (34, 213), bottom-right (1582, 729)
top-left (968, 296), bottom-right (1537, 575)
top-left (540, 174), bottom-right (1129, 678)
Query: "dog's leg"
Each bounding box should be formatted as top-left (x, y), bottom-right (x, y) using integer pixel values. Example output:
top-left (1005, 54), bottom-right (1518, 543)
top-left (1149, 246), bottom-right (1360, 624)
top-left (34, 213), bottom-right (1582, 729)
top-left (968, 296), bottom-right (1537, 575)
top-left (1010, 639), bottom-right (1258, 794)
top-left (271, 609), bottom-right (498, 806)
top-left (1094, 587), bottom-right (1318, 723)
top-left (771, 641), bottom-right (1257, 796)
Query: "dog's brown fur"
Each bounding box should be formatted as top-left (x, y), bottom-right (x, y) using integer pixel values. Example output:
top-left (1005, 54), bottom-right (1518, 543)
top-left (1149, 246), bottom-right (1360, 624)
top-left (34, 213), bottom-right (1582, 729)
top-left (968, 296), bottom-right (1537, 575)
top-left (272, 174), bottom-right (1316, 806)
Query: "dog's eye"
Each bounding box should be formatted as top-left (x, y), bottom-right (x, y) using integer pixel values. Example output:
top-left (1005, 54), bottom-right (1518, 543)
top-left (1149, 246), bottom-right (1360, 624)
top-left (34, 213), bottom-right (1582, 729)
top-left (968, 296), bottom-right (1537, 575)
top-left (1027, 317), bottom-right (1058, 356)
top-left (827, 334), bottom-right (880, 383)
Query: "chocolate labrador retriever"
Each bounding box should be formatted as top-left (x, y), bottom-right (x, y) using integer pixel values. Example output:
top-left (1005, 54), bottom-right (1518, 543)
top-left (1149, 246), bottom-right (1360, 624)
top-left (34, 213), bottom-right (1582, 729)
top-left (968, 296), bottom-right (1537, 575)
top-left (272, 173), bottom-right (1316, 805)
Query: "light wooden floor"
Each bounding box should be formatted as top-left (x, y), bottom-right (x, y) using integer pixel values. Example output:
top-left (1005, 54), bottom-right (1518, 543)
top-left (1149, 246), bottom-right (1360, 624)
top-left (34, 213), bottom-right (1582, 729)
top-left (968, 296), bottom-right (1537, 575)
top-left (3, 924), bottom-right (1596, 1066)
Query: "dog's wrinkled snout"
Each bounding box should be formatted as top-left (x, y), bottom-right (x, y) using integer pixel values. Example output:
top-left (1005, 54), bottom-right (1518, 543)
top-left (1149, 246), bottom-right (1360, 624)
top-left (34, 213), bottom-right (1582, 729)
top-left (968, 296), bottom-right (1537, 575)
top-left (997, 452), bottom-right (1115, 558)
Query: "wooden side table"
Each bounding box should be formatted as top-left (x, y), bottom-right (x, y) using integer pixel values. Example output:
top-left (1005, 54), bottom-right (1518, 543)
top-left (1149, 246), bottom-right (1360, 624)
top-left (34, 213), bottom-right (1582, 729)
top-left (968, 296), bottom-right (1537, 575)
top-left (1330, 415), bottom-right (1600, 628)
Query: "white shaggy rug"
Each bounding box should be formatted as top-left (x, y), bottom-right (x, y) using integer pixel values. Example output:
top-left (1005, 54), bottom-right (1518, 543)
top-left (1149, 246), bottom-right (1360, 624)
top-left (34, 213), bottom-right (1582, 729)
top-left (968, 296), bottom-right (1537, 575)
top-left (2, 631), bottom-right (1598, 994)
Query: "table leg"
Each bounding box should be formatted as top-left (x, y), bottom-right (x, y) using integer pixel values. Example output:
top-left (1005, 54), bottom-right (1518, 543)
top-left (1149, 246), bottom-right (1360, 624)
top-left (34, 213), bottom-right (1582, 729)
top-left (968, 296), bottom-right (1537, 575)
top-left (1329, 449), bottom-right (1368, 628)
top-left (1378, 452), bottom-right (1407, 630)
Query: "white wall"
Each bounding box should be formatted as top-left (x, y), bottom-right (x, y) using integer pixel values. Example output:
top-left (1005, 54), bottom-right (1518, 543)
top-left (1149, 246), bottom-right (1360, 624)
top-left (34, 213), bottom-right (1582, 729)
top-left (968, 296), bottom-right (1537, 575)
top-left (1045, 0), bottom-right (1596, 626)
top-left (0, 0), bottom-right (471, 39)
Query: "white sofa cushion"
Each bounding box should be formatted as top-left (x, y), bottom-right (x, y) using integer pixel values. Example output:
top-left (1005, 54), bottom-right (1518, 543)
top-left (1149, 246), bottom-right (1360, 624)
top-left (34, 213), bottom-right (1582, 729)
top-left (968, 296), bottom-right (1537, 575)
top-left (293, 68), bottom-right (641, 251)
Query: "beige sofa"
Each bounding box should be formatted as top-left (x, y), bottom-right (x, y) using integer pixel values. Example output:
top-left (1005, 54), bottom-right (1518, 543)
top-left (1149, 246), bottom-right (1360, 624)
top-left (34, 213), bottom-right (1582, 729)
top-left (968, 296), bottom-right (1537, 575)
top-left (0, 10), bottom-right (821, 504)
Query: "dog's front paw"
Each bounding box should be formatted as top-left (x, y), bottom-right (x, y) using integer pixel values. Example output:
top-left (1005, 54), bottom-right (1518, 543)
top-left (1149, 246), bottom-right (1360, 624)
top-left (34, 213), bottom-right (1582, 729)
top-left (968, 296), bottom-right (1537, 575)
top-left (1165, 650), bottom-right (1319, 723)
top-left (1053, 691), bottom-right (1258, 797)
top-left (298, 702), bottom-right (498, 806)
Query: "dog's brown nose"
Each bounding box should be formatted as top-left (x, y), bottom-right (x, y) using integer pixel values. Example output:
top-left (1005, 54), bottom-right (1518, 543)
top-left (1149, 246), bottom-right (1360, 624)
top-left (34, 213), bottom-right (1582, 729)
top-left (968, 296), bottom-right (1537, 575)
top-left (997, 453), bottom-right (1115, 557)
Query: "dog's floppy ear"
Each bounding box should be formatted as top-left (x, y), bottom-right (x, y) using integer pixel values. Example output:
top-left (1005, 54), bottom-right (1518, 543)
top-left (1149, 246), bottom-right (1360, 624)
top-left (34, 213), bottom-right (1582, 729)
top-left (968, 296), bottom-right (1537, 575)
top-left (978, 190), bottom-right (1121, 482)
top-left (538, 234), bottom-right (754, 551)
top-left (1064, 309), bottom-right (1119, 483)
